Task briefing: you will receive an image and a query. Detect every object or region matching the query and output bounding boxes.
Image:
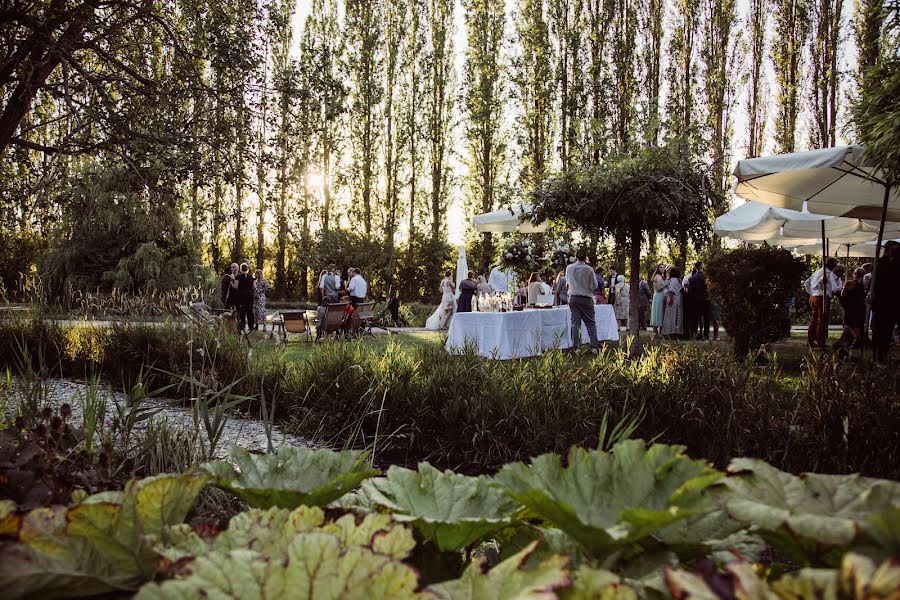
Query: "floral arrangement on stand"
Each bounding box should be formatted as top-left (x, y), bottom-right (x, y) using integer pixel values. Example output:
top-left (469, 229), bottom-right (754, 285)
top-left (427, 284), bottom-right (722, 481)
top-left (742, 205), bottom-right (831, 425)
top-left (500, 239), bottom-right (543, 278)
top-left (548, 239), bottom-right (577, 271)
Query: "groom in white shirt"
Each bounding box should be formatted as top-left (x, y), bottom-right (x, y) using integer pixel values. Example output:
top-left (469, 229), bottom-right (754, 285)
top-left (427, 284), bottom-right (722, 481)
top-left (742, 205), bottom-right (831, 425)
top-left (803, 257), bottom-right (842, 348)
top-left (346, 268), bottom-right (368, 308)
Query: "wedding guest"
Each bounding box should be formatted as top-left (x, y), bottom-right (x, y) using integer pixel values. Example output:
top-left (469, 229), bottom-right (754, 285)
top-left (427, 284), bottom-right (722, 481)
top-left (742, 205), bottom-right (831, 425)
top-left (638, 275), bottom-right (651, 330)
top-left (872, 241), bottom-right (899, 362)
top-left (593, 267), bottom-right (606, 304)
top-left (253, 269), bottom-right (272, 331)
top-left (606, 266), bottom-right (618, 305)
top-left (566, 250), bottom-right (600, 353)
top-left (220, 263), bottom-right (238, 307)
top-left (346, 268), bottom-right (368, 308)
top-left (316, 298), bottom-right (329, 340)
top-left (554, 271), bottom-right (568, 305)
top-left (661, 266), bottom-right (683, 338)
top-left (457, 271), bottom-right (478, 312)
top-left (803, 257), bottom-right (842, 348)
top-left (235, 263), bottom-right (256, 332)
top-left (682, 267), bottom-right (696, 340)
top-left (613, 274), bottom-right (629, 328)
top-left (838, 267), bottom-right (866, 348)
top-left (527, 272), bottom-right (544, 305)
top-left (477, 271), bottom-right (492, 294)
top-left (319, 268), bottom-right (339, 303)
top-left (691, 262), bottom-right (710, 340)
top-left (650, 264), bottom-right (667, 337)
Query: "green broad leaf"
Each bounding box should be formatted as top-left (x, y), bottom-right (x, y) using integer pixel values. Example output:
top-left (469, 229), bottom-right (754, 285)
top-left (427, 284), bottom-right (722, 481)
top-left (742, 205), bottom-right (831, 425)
top-left (0, 472), bottom-right (209, 599)
top-left (722, 458), bottom-right (900, 565)
top-left (559, 566), bottom-right (639, 600)
top-left (205, 446), bottom-right (379, 508)
top-left (137, 533), bottom-right (428, 600)
top-left (864, 508), bottom-right (900, 556)
top-left (427, 540), bottom-right (570, 599)
top-left (363, 463), bottom-right (520, 552)
top-left (154, 506), bottom-right (416, 564)
top-left (494, 441), bottom-right (721, 558)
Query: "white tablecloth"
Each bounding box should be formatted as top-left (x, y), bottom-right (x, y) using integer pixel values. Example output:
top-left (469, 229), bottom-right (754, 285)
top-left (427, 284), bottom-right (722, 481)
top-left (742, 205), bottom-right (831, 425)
top-left (445, 305), bottom-right (619, 359)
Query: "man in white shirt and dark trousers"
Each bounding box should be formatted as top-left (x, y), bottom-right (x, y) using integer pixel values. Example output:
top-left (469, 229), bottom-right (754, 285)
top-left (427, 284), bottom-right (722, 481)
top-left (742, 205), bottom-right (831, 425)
top-left (346, 268), bottom-right (368, 308)
top-left (804, 257), bottom-right (842, 348)
top-left (566, 251), bottom-right (600, 353)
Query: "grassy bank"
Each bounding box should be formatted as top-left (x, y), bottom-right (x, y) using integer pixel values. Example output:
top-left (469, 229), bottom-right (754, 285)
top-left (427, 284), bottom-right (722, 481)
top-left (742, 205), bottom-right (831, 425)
top-left (1, 317), bottom-right (898, 478)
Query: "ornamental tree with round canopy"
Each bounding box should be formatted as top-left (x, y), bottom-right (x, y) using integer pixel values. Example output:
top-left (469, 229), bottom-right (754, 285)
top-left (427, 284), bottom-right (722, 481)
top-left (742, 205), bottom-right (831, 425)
top-left (527, 142), bottom-right (717, 355)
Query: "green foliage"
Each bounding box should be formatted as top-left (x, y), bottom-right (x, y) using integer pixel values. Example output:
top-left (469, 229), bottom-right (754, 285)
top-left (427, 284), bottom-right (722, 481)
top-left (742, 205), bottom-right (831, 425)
top-left (722, 458), bottom-right (900, 566)
top-left (205, 446), bottom-right (379, 508)
top-left (494, 441), bottom-right (722, 559)
top-left (707, 246), bottom-right (805, 357)
top-left (853, 58), bottom-right (900, 186)
top-left (664, 553), bottom-right (900, 600)
top-left (529, 142), bottom-right (717, 243)
top-left (363, 463), bottom-right (519, 551)
top-left (0, 229), bottom-right (45, 301)
top-left (0, 472), bottom-right (209, 599)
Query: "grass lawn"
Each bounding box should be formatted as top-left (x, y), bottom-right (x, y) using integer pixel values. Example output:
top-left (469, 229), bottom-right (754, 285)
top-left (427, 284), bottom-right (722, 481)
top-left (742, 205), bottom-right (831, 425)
top-left (257, 326), bottom-right (854, 380)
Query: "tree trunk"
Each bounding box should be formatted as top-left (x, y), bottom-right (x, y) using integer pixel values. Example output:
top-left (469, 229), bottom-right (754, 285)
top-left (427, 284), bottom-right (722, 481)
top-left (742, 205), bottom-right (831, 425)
top-left (629, 225), bottom-right (643, 357)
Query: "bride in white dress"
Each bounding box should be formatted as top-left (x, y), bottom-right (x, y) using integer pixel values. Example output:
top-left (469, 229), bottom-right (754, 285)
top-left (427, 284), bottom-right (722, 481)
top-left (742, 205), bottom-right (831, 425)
top-left (425, 271), bottom-right (456, 331)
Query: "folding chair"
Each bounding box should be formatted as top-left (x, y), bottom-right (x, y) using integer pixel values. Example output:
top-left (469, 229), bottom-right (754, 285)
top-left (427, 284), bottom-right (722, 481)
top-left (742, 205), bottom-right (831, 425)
top-left (320, 302), bottom-right (350, 339)
top-left (279, 310), bottom-right (312, 344)
top-left (353, 301), bottom-right (377, 337)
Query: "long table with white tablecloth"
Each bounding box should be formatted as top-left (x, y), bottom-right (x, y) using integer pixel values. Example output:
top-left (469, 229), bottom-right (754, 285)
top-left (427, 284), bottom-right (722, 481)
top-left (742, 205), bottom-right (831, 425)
top-left (445, 305), bottom-right (619, 359)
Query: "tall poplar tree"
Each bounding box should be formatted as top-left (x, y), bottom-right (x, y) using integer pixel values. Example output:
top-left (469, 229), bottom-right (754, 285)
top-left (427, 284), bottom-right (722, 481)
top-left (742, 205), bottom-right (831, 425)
top-left (700, 0), bottom-right (741, 199)
top-left (639, 0), bottom-right (665, 147)
top-left (345, 0), bottom-right (384, 235)
top-left (513, 0), bottom-right (554, 189)
top-left (463, 0), bottom-right (507, 270)
top-left (746, 0), bottom-right (768, 158)
top-left (403, 0), bottom-right (427, 287)
top-left (665, 0), bottom-right (700, 138)
top-left (548, 0), bottom-right (585, 170)
top-left (772, 0), bottom-right (809, 153)
top-left (426, 0), bottom-right (455, 243)
top-left (611, 0), bottom-right (638, 152)
top-left (808, 0), bottom-right (844, 148)
top-left (382, 0), bottom-right (408, 283)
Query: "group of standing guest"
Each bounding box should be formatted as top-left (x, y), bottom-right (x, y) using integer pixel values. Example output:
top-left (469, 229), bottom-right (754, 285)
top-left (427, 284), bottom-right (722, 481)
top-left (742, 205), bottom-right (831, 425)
top-left (648, 261), bottom-right (719, 340)
top-left (220, 262), bottom-right (272, 332)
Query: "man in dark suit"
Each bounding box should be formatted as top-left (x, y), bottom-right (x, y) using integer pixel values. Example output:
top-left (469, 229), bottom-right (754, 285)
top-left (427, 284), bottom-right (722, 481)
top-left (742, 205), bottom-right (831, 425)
top-left (691, 261), bottom-right (710, 340)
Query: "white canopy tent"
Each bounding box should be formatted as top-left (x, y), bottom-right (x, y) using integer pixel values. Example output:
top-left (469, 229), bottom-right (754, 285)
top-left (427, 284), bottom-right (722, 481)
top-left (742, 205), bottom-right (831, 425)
top-left (732, 145), bottom-right (897, 348)
top-left (713, 201), bottom-right (891, 247)
top-left (472, 204), bottom-right (549, 233)
top-left (733, 145), bottom-right (899, 222)
top-left (793, 240), bottom-right (900, 258)
top-left (454, 246), bottom-right (468, 299)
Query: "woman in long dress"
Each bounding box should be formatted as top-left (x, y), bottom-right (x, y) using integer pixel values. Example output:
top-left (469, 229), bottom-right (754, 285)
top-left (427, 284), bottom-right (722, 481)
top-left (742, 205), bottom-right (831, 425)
top-left (253, 269), bottom-right (271, 330)
top-left (613, 274), bottom-right (629, 328)
top-left (425, 271), bottom-right (456, 330)
top-left (660, 266), bottom-right (683, 338)
top-left (649, 264), bottom-right (667, 337)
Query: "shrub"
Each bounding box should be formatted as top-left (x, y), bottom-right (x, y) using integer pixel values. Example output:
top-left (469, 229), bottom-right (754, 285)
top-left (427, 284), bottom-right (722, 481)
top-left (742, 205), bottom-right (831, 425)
top-left (707, 246), bottom-right (805, 357)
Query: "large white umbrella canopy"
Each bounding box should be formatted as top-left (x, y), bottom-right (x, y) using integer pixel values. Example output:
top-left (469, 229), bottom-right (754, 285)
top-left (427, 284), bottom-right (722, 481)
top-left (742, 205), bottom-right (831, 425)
top-left (733, 145), bottom-right (900, 222)
top-left (714, 200), bottom-right (886, 246)
top-left (793, 240), bottom-right (900, 258)
top-left (472, 204), bottom-right (549, 233)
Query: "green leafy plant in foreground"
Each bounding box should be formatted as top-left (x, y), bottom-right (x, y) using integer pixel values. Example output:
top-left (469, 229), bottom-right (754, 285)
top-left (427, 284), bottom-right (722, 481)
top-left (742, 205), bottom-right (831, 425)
top-left (494, 440), bottom-right (722, 560)
top-left (0, 472), bottom-right (209, 599)
top-left (204, 445), bottom-right (379, 508)
top-left (722, 458), bottom-right (900, 566)
top-left (363, 463), bottom-right (521, 551)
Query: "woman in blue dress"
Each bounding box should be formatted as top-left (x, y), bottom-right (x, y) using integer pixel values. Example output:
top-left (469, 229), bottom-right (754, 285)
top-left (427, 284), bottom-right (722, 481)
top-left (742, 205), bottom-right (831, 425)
top-left (650, 264), bottom-right (667, 337)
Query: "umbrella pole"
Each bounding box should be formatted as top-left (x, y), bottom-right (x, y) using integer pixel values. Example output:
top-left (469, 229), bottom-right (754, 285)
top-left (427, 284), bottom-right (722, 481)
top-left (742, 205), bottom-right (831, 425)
top-left (864, 183), bottom-right (891, 359)
top-left (821, 222), bottom-right (827, 349)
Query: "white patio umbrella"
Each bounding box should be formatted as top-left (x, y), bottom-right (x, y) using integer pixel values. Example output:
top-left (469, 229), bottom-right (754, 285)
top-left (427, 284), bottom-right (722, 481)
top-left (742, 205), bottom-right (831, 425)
top-left (793, 240), bottom-right (899, 258)
top-left (714, 201), bottom-right (883, 247)
top-left (733, 145), bottom-right (897, 348)
top-left (472, 204), bottom-right (549, 233)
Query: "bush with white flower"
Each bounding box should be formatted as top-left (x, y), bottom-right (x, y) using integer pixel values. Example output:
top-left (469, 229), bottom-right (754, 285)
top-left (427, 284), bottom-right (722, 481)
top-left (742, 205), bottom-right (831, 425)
top-left (500, 238), bottom-right (542, 276)
top-left (548, 239), bottom-right (577, 270)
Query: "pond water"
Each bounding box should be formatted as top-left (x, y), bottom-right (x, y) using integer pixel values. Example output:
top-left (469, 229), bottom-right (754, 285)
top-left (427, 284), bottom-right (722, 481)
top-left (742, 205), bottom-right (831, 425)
top-left (5, 378), bottom-right (314, 455)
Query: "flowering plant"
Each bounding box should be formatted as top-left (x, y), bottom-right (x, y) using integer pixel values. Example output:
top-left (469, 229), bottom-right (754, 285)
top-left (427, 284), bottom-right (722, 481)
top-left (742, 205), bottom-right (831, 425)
top-left (548, 240), bottom-right (577, 270)
top-left (501, 239), bottom-right (541, 275)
